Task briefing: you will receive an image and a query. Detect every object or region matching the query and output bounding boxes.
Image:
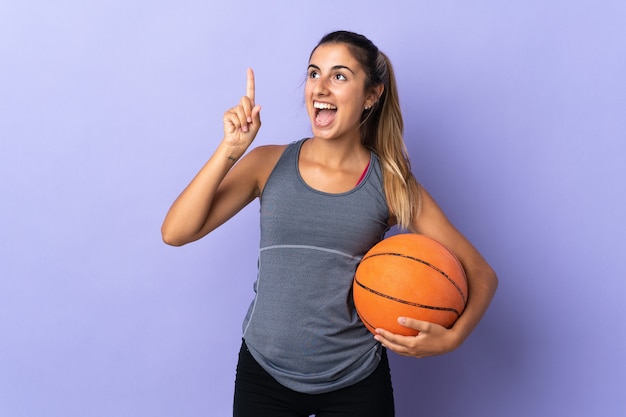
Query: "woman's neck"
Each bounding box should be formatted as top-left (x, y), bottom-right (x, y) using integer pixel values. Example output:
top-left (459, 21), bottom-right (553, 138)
top-left (303, 136), bottom-right (369, 169)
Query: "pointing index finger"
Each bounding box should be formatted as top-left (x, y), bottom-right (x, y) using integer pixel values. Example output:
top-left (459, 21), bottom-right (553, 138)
top-left (246, 68), bottom-right (255, 105)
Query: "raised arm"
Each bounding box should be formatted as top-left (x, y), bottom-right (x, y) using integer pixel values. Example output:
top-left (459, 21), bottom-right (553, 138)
top-left (161, 69), bottom-right (263, 246)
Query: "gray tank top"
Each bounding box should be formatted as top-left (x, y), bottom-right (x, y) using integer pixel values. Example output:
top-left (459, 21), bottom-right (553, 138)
top-left (242, 138), bottom-right (390, 394)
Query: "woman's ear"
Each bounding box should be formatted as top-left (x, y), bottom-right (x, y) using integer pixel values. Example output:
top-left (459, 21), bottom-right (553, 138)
top-left (365, 83), bottom-right (385, 109)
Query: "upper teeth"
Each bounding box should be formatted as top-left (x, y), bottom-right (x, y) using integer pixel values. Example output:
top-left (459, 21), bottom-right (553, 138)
top-left (314, 102), bottom-right (337, 110)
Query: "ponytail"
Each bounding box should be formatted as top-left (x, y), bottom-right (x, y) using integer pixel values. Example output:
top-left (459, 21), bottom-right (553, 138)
top-left (369, 53), bottom-right (420, 229)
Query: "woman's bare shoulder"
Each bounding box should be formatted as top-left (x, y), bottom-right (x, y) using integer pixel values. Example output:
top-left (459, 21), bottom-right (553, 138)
top-left (249, 144), bottom-right (288, 158)
top-left (241, 144), bottom-right (289, 192)
top-left (244, 144), bottom-right (288, 169)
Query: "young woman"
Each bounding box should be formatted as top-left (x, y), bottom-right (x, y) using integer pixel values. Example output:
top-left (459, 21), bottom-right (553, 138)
top-left (162, 31), bottom-right (498, 417)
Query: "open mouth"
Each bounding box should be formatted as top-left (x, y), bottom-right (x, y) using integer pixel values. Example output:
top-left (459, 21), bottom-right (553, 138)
top-left (313, 101), bottom-right (337, 127)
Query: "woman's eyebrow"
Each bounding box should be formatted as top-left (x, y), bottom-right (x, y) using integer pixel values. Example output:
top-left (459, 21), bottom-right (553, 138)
top-left (307, 64), bottom-right (355, 75)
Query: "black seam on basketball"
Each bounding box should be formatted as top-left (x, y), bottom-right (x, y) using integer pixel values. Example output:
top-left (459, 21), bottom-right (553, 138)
top-left (354, 304), bottom-right (376, 330)
top-left (354, 277), bottom-right (461, 316)
top-left (362, 252), bottom-right (467, 303)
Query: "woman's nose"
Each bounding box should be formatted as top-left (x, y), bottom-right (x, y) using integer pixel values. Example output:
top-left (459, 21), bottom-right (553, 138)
top-left (313, 77), bottom-right (329, 96)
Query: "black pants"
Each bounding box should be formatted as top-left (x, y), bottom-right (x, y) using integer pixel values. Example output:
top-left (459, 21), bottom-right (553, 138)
top-left (233, 341), bottom-right (395, 417)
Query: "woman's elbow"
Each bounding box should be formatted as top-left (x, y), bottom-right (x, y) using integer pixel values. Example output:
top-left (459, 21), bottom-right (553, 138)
top-left (483, 265), bottom-right (499, 295)
top-left (161, 225), bottom-right (187, 247)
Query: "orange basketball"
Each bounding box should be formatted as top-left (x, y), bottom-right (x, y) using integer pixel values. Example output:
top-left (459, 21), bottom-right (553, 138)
top-left (353, 233), bottom-right (467, 336)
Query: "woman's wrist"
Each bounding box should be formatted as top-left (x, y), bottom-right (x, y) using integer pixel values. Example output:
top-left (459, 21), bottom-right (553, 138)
top-left (216, 140), bottom-right (247, 164)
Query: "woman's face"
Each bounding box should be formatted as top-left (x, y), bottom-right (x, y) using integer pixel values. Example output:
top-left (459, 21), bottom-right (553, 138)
top-left (305, 43), bottom-right (374, 142)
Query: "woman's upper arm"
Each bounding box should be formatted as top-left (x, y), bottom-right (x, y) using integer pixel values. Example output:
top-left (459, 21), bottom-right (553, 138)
top-left (409, 185), bottom-right (495, 282)
top-left (200, 145), bottom-right (284, 235)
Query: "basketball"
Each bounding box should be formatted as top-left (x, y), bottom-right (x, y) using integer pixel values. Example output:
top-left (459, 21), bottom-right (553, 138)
top-left (353, 233), bottom-right (467, 336)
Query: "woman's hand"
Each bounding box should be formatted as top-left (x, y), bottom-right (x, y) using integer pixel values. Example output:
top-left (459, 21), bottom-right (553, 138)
top-left (374, 317), bottom-right (461, 358)
top-left (222, 68), bottom-right (262, 158)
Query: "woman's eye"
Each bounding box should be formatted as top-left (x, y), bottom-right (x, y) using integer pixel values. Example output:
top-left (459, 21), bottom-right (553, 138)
top-left (335, 73), bottom-right (347, 81)
top-left (309, 71), bottom-right (320, 79)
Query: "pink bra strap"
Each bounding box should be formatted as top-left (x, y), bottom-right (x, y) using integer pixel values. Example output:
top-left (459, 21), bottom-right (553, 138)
top-left (355, 161), bottom-right (371, 186)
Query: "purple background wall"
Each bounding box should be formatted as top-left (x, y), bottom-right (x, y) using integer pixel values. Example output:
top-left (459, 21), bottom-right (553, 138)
top-left (1, 1), bottom-right (624, 416)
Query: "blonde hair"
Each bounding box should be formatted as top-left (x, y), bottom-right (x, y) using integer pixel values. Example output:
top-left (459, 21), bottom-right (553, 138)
top-left (313, 31), bottom-right (421, 229)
